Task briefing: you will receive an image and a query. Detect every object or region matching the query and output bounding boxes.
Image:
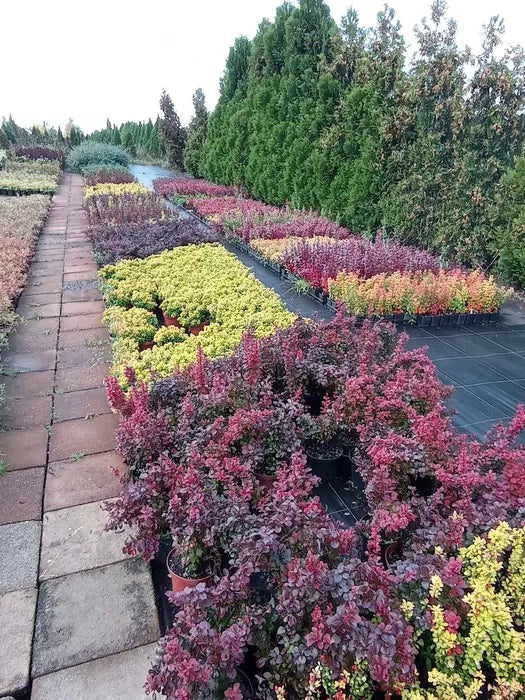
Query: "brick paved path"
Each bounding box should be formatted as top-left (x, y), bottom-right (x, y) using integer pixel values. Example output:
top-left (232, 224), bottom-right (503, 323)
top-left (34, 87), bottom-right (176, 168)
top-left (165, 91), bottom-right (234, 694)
top-left (0, 174), bottom-right (159, 698)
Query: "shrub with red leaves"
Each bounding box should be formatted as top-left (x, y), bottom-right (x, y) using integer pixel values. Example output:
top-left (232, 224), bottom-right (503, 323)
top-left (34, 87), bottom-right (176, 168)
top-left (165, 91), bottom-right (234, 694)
top-left (14, 146), bottom-right (65, 168)
top-left (282, 234), bottom-right (441, 289)
top-left (105, 313), bottom-right (525, 699)
top-left (88, 217), bottom-right (219, 265)
top-left (153, 177), bottom-right (236, 198)
top-left (84, 169), bottom-right (136, 186)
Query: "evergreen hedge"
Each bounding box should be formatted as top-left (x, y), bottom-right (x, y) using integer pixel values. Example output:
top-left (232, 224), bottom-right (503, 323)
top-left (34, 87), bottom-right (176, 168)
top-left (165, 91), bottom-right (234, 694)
top-left (196, 0), bottom-right (525, 284)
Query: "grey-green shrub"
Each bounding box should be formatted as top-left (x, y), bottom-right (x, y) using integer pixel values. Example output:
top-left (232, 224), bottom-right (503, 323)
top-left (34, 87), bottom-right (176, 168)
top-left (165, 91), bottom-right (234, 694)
top-left (67, 141), bottom-right (129, 174)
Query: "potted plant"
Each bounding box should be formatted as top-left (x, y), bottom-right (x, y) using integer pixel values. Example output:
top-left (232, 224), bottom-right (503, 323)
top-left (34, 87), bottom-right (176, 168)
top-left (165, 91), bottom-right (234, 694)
top-left (154, 325), bottom-right (187, 346)
top-left (160, 298), bottom-right (183, 327)
top-left (166, 546), bottom-right (214, 592)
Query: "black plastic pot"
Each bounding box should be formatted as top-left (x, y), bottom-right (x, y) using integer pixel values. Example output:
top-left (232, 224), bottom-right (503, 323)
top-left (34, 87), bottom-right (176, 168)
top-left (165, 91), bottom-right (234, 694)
top-left (394, 313), bottom-right (405, 324)
top-left (153, 534), bottom-right (173, 566)
top-left (338, 429), bottom-right (359, 457)
top-left (306, 444), bottom-right (344, 481)
top-left (404, 313), bottom-right (416, 325)
top-left (249, 571), bottom-right (274, 604)
top-left (303, 384), bottom-right (326, 416)
top-left (326, 297), bottom-right (337, 312)
top-left (430, 314), bottom-right (442, 328)
top-left (410, 474), bottom-right (438, 497)
top-left (447, 313), bottom-right (459, 325)
top-left (418, 315), bottom-right (432, 327)
top-left (381, 540), bottom-right (402, 569)
top-left (237, 668), bottom-right (255, 699)
top-left (458, 313), bottom-right (468, 325)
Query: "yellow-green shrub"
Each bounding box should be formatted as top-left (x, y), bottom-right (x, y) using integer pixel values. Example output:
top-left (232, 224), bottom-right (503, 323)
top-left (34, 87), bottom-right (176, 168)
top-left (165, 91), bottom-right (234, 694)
top-left (0, 159), bottom-right (61, 194)
top-left (403, 523), bottom-right (525, 700)
top-left (84, 182), bottom-right (150, 199)
top-left (250, 236), bottom-right (335, 262)
top-left (100, 243), bottom-right (295, 383)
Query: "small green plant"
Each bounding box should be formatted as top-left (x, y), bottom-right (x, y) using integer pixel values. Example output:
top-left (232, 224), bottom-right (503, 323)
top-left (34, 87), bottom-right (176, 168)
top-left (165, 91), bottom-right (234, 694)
top-left (69, 452), bottom-right (85, 462)
top-left (294, 277), bottom-right (311, 295)
top-left (0, 457), bottom-right (7, 476)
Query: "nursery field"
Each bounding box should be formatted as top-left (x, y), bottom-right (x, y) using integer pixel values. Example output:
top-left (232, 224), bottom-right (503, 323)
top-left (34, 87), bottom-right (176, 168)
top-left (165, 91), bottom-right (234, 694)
top-left (0, 144), bottom-right (524, 700)
top-left (0, 152), bottom-right (62, 407)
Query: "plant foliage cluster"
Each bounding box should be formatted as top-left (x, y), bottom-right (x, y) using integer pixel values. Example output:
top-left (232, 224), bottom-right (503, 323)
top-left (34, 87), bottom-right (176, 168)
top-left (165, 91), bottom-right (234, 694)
top-left (99, 244), bottom-right (295, 383)
top-left (105, 313), bottom-right (525, 699)
top-left (192, 0), bottom-right (525, 285)
top-left (88, 217), bottom-right (218, 266)
top-left (87, 118), bottom-right (165, 163)
top-left (0, 158), bottom-right (62, 194)
top-left (67, 140), bottom-right (130, 175)
top-left (0, 195), bottom-right (51, 404)
top-left (155, 178), bottom-right (512, 317)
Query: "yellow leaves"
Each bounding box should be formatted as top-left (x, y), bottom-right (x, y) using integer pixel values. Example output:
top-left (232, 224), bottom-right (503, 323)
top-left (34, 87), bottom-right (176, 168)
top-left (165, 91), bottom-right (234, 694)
top-left (83, 183), bottom-right (150, 199)
top-left (101, 243), bottom-right (295, 383)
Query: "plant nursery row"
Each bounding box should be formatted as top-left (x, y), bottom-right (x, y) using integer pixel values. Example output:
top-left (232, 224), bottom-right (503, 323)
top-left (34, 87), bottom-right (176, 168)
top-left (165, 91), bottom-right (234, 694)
top-left (153, 178), bottom-right (513, 323)
top-left (0, 155), bottom-right (62, 195)
top-left (0, 148), bottom-right (64, 404)
top-left (75, 154), bottom-right (525, 700)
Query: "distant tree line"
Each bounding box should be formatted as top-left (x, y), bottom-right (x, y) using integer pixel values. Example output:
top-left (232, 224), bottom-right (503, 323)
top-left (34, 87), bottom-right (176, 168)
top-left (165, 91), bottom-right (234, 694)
top-left (181, 0), bottom-right (525, 285)
top-left (87, 117), bottom-right (165, 162)
top-left (1, 115), bottom-right (83, 150)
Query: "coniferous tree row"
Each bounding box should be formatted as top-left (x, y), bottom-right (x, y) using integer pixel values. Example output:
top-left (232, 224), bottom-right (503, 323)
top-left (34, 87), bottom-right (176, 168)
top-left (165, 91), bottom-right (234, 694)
top-left (88, 117), bottom-right (165, 161)
top-left (197, 0), bottom-right (525, 280)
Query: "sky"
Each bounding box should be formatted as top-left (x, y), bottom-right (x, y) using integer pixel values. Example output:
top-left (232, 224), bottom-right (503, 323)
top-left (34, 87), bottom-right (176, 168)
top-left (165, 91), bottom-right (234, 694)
top-left (1, 0), bottom-right (523, 133)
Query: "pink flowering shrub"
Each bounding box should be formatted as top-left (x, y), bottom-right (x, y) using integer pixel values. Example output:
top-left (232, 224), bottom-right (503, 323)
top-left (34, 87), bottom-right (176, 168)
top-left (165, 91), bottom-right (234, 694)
top-left (153, 177), bottom-right (236, 198)
top-left (282, 234), bottom-right (440, 289)
top-left (105, 314), bottom-right (525, 698)
top-left (85, 192), bottom-right (175, 226)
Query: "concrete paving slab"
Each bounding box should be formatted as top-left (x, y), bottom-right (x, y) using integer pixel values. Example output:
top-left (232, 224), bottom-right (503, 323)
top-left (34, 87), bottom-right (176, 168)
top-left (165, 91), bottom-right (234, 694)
top-left (48, 413), bottom-right (117, 462)
top-left (0, 588), bottom-right (37, 695)
top-left (0, 521), bottom-right (41, 593)
top-left (32, 559), bottom-right (160, 676)
top-left (39, 500), bottom-right (130, 580)
top-left (44, 451), bottom-right (124, 511)
top-left (0, 468), bottom-right (45, 524)
top-left (31, 643), bottom-right (158, 700)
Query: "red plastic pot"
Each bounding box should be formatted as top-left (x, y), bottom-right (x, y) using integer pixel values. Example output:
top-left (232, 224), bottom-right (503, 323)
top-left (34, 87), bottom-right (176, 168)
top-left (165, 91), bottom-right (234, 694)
top-left (382, 541), bottom-right (402, 569)
top-left (190, 321), bottom-right (210, 335)
top-left (163, 313), bottom-right (181, 327)
top-left (189, 321), bottom-right (210, 336)
top-left (255, 472), bottom-right (277, 492)
top-left (138, 340), bottom-right (155, 352)
top-left (167, 548), bottom-right (212, 593)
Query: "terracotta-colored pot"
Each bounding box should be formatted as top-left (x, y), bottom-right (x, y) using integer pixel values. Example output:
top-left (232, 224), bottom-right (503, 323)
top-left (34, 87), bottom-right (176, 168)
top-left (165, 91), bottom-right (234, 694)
top-left (163, 313), bottom-right (181, 327)
top-left (139, 340), bottom-right (155, 352)
top-left (255, 472), bottom-right (277, 492)
top-left (189, 321), bottom-right (210, 336)
top-left (167, 548), bottom-right (212, 593)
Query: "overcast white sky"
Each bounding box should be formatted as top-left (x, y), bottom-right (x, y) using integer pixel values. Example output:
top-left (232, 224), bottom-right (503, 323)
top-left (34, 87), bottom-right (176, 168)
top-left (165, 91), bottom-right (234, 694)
top-left (1, 0), bottom-right (523, 133)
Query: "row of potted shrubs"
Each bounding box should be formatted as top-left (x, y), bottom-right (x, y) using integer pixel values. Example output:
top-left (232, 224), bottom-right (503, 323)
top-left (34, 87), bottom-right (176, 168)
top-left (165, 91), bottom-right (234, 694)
top-left (104, 312), bottom-right (525, 699)
top-left (82, 168), bottom-right (525, 698)
top-left (98, 243), bottom-right (295, 384)
top-left (0, 155), bottom-right (62, 195)
top-left (152, 178), bottom-right (513, 321)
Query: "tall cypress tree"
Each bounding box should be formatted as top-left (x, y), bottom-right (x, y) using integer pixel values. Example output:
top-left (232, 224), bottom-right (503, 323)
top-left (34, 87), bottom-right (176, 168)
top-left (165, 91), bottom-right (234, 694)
top-left (159, 89), bottom-right (186, 170)
top-left (184, 88), bottom-right (209, 176)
